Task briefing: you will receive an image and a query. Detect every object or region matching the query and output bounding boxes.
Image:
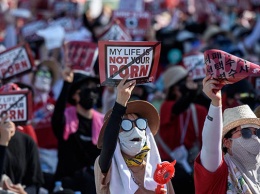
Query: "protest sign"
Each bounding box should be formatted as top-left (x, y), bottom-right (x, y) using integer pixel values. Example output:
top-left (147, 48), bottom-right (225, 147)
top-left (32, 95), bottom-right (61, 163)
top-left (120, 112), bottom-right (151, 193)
top-left (98, 41), bottom-right (161, 86)
top-left (183, 53), bottom-right (205, 80)
top-left (113, 11), bottom-right (151, 37)
top-left (0, 43), bottom-right (35, 81)
top-left (118, 0), bottom-right (144, 11)
top-left (52, 1), bottom-right (78, 16)
top-left (64, 40), bottom-right (98, 74)
top-left (0, 90), bottom-right (32, 125)
top-left (98, 19), bottom-right (132, 41)
top-left (21, 20), bottom-right (47, 42)
top-left (204, 49), bottom-right (260, 85)
top-left (49, 17), bottom-right (76, 32)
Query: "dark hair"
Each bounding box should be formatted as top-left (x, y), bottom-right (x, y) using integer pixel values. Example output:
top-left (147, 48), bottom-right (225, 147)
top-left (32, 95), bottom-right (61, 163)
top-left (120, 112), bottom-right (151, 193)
top-left (222, 128), bottom-right (236, 154)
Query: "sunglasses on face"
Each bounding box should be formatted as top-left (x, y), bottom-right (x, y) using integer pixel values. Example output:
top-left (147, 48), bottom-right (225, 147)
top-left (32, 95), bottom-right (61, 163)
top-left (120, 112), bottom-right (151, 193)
top-left (232, 128), bottom-right (260, 139)
top-left (36, 70), bottom-right (52, 78)
top-left (121, 118), bottom-right (148, 132)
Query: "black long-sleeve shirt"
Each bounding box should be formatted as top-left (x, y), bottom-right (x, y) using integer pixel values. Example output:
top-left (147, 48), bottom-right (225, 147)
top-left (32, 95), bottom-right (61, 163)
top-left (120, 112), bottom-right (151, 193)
top-left (99, 102), bottom-right (126, 173)
top-left (0, 145), bottom-right (6, 177)
top-left (51, 81), bottom-right (101, 179)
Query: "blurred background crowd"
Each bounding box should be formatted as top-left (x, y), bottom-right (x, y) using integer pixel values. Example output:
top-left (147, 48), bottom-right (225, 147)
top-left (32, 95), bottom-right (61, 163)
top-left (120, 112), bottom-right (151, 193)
top-left (1, 0), bottom-right (260, 194)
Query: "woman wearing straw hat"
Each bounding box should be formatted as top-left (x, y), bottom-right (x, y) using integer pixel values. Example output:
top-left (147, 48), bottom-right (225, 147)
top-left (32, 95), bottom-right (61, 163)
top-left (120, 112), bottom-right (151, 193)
top-left (94, 75), bottom-right (175, 194)
top-left (194, 75), bottom-right (260, 194)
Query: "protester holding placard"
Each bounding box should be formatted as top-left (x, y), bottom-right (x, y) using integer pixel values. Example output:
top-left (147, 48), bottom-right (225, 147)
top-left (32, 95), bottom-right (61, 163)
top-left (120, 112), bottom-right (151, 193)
top-left (0, 84), bottom-right (44, 194)
top-left (51, 65), bottom-right (103, 194)
top-left (30, 58), bottom-right (60, 192)
top-left (156, 65), bottom-right (207, 194)
top-left (94, 75), bottom-right (175, 194)
top-left (0, 115), bottom-right (29, 194)
top-left (194, 75), bottom-right (260, 193)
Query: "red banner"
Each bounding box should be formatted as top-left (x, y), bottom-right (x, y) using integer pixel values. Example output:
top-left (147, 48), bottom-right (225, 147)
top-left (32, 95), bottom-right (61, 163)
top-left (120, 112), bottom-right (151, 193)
top-left (64, 41), bottom-right (98, 74)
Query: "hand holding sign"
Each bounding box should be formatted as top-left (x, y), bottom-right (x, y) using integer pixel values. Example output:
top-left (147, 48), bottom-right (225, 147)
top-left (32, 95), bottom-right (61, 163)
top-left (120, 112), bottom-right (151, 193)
top-left (0, 114), bottom-right (15, 146)
top-left (204, 49), bottom-right (260, 85)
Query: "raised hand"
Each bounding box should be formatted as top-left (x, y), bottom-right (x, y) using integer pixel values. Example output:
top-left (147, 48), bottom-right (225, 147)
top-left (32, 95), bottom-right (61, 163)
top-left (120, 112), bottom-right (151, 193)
top-left (0, 114), bottom-right (15, 146)
top-left (116, 75), bottom-right (136, 107)
top-left (61, 64), bottom-right (74, 83)
top-left (202, 75), bottom-right (222, 107)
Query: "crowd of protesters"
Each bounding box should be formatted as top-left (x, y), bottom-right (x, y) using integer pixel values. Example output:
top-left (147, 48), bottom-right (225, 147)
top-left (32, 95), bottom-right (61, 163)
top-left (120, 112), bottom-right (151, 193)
top-left (1, 0), bottom-right (260, 194)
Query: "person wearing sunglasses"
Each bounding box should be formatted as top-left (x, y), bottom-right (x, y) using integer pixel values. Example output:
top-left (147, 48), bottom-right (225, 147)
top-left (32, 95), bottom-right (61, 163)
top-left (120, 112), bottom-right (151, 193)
top-left (94, 75), bottom-right (175, 194)
top-left (194, 75), bottom-right (260, 194)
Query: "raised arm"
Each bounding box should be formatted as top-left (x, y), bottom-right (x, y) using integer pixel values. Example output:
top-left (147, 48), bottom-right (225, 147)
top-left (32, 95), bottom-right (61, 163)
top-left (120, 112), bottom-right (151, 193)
top-left (200, 75), bottom-right (223, 172)
top-left (51, 65), bottom-right (73, 139)
top-left (99, 75), bottom-right (136, 173)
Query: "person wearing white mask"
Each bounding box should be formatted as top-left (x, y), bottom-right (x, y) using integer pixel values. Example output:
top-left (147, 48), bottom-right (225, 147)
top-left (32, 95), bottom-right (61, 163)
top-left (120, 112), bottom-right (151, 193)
top-left (94, 75), bottom-right (175, 194)
top-left (194, 75), bottom-right (260, 194)
top-left (31, 59), bottom-right (60, 192)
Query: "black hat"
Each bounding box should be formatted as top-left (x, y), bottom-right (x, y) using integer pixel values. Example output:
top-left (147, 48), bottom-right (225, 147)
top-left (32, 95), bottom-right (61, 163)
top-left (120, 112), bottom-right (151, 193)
top-left (67, 72), bottom-right (100, 105)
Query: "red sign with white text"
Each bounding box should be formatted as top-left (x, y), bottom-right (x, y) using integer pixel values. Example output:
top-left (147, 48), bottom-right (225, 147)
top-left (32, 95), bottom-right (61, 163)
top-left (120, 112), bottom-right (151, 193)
top-left (0, 43), bottom-right (35, 81)
top-left (64, 41), bottom-right (98, 74)
top-left (98, 41), bottom-right (161, 86)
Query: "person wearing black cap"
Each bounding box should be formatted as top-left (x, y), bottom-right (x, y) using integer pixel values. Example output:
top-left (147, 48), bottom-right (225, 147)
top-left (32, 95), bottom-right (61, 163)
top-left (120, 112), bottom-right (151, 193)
top-left (51, 65), bottom-right (104, 194)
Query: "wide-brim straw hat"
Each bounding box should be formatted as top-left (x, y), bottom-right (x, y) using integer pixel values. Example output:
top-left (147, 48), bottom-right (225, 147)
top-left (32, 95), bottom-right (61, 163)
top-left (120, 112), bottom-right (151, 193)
top-left (162, 65), bottom-right (188, 89)
top-left (223, 104), bottom-right (260, 137)
top-left (97, 100), bottom-right (160, 149)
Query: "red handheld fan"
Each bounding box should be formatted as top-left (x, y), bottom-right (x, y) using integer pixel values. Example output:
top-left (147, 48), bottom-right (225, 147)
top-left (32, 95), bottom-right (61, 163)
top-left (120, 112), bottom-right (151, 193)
top-left (153, 160), bottom-right (176, 194)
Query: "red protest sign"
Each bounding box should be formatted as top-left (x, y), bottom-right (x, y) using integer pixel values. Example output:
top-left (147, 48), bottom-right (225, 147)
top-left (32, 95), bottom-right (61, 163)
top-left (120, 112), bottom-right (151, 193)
top-left (0, 90), bottom-right (33, 125)
top-left (98, 41), bottom-right (161, 87)
top-left (0, 43), bottom-right (35, 81)
top-left (64, 41), bottom-right (98, 74)
top-left (183, 53), bottom-right (205, 80)
top-left (204, 49), bottom-right (260, 85)
top-left (113, 11), bottom-right (151, 37)
top-left (98, 19), bottom-right (132, 41)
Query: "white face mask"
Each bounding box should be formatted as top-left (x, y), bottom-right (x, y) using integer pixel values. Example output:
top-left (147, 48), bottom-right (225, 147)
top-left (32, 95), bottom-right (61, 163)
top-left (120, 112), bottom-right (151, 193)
top-left (34, 73), bottom-right (52, 92)
top-left (118, 127), bottom-right (147, 156)
top-left (231, 135), bottom-right (260, 167)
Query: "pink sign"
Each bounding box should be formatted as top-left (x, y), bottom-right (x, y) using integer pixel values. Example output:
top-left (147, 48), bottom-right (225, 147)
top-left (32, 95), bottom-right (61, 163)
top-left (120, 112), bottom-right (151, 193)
top-left (204, 49), bottom-right (260, 84)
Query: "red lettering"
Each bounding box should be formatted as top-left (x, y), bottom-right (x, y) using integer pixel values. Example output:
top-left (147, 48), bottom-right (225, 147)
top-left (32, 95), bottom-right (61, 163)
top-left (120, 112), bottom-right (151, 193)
top-left (9, 110), bottom-right (16, 120)
top-left (15, 62), bottom-right (21, 71)
top-left (109, 57), bottom-right (128, 64)
top-left (17, 109), bottom-right (24, 119)
top-left (109, 65), bottom-right (118, 76)
top-left (139, 65), bottom-right (149, 76)
top-left (119, 65), bottom-right (129, 77)
top-left (130, 65), bottom-right (139, 78)
top-left (21, 60), bottom-right (29, 68)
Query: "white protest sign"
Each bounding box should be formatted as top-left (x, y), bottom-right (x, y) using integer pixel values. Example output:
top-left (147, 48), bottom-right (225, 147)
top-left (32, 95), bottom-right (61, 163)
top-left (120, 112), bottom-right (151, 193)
top-left (0, 44), bottom-right (34, 81)
top-left (0, 90), bottom-right (32, 124)
top-left (183, 53), bottom-right (205, 80)
top-left (99, 41), bottom-right (161, 86)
